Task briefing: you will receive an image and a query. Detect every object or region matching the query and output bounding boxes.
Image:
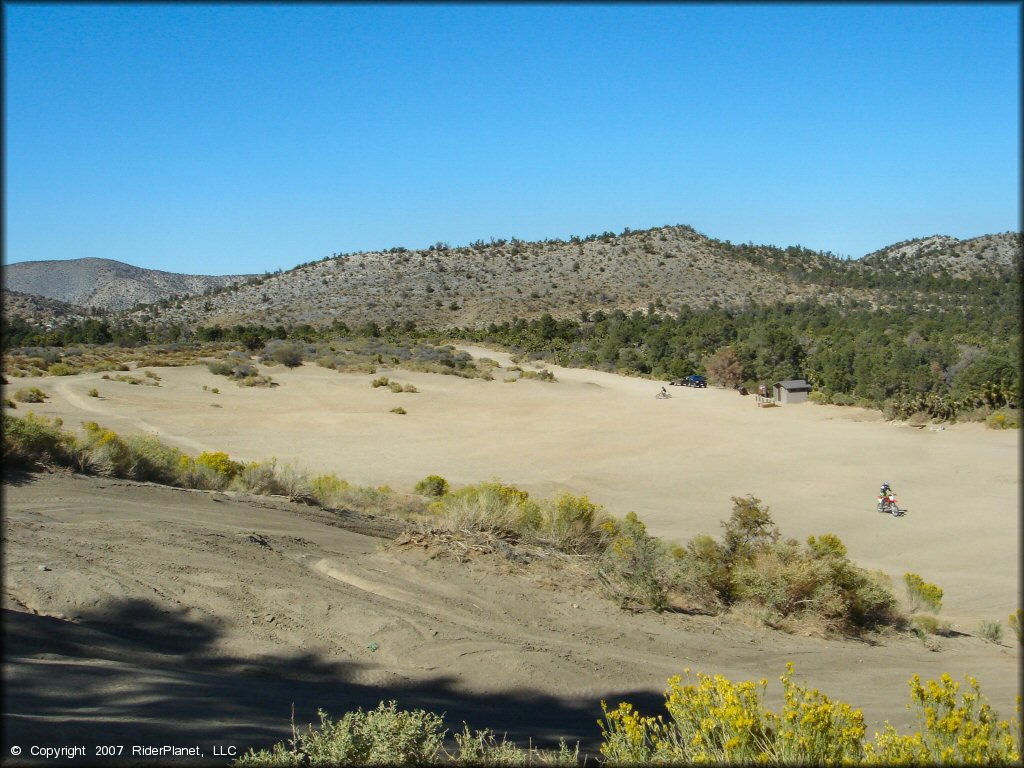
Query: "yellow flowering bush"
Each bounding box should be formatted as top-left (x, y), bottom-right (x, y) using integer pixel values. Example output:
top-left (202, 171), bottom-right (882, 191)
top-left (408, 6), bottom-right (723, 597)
top-left (78, 421), bottom-right (134, 476)
top-left (195, 450), bottom-right (244, 480)
top-left (1009, 608), bottom-right (1023, 646)
top-left (903, 573), bottom-right (943, 613)
top-left (767, 663), bottom-right (865, 764)
top-left (600, 665), bottom-right (1019, 766)
top-left (864, 675), bottom-right (1021, 765)
top-left (662, 669), bottom-right (774, 763)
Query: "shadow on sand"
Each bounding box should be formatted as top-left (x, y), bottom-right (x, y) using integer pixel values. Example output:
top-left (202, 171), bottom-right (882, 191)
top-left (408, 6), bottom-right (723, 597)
top-left (3, 600), bottom-right (663, 764)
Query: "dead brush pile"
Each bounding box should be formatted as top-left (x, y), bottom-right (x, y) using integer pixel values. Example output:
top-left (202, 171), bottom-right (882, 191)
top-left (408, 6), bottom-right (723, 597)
top-left (394, 525), bottom-right (589, 568)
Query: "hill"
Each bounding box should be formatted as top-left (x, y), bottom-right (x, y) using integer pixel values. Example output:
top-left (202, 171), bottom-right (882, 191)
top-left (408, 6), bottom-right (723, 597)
top-left (859, 232), bottom-right (1020, 279)
top-left (118, 225), bottom-right (811, 329)
top-left (0, 288), bottom-right (89, 326)
top-left (4, 227), bottom-right (1019, 333)
top-left (122, 226), bottom-right (1016, 331)
top-left (2, 257), bottom-right (255, 312)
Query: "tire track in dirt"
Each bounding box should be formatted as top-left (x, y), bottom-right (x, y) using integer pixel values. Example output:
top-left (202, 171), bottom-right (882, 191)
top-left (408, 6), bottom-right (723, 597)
top-left (51, 378), bottom-right (212, 454)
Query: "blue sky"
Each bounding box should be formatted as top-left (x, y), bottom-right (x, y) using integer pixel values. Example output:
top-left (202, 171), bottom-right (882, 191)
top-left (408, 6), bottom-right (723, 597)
top-left (4, 3), bottom-right (1020, 275)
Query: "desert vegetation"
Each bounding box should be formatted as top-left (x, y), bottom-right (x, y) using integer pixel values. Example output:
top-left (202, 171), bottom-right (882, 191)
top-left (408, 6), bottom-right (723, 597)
top-left (12, 386), bottom-right (47, 403)
top-left (233, 664), bottom-right (1020, 766)
top-left (597, 664), bottom-right (1021, 765)
top-left (5, 268), bottom-right (1018, 425)
top-left (234, 700), bottom-right (579, 766)
top-left (453, 293), bottom-right (1018, 425)
top-left (2, 415), bottom-right (917, 639)
top-left (206, 351), bottom-right (275, 387)
top-left (1, 342), bottom-right (206, 378)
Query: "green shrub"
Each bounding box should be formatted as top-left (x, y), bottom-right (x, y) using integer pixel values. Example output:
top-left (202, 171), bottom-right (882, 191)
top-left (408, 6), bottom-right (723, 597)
top-left (371, 376), bottom-right (390, 388)
top-left (207, 360), bottom-right (235, 376)
top-left (232, 459), bottom-right (312, 501)
top-left (234, 460), bottom-right (289, 496)
top-left (450, 725), bottom-right (578, 765)
top-left (76, 422), bottom-right (142, 478)
top-left (47, 362), bottom-right (79, 376)
top-left (986, 408), bottom-right (1019, 429)
top-left (13, 387), bottom-right (47, 403)
top-left (120, 434), bottom-right (187, 485)
top-left (414, 474), bottom-right (450, 497)
top-left (666, 501), bottom-right (901, 633)
top-left (1, 412), bottom-right (74, 468)
top-left (429, 481), bottom-right (542, 535)
top-left (1009, 609), bottom-right (1023, 646)
top-left (912, 614), bottom-right (941, 636)
top-left (669, 534), bottom-right (730, 613)
top-left (519, 368), bottom-right (556, 382)
top-left (234, 702), bottom-right (445, 767)
top-left (310, 473), bottom-right (351, 507)
top-left (4, 398), bottom-right (16, 409)
top-left (270, 343), bottom-right (304, 368)
top-left (390, 406), bottom-right (407, 415)
top-left (598, 511), bottom-right (670, 611)
top-left (403, 384), bottom-right (418, 393)
top-left (976, 619), bottom-right (1003, 644)
top-left (388, 381), bottom-right (404, 393)
top-left (721, 495), bottom-right (780, 559)
top-left (904, 572), bottom-right (943, 613)
top-left (87, 388), bottom-right (99, 398)
top-left (542, 493), bottom-right (611, 554)
top-left (238, 375), bottom-right (274, 388)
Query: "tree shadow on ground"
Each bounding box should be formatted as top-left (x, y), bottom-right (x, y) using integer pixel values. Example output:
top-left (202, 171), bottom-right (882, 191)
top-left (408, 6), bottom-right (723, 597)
top-left (3, 601), bottom-right (662, 764)
top-left (0, 468), bottom-right (40, 487)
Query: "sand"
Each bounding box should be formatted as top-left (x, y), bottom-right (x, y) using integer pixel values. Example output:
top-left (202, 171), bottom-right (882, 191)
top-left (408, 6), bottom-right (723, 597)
top-left (2, 347), bottom-right (1019, 762)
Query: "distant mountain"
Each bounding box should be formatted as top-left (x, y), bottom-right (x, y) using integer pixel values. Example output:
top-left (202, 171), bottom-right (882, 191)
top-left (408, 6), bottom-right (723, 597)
top-left (2, 258), bottom-right (255, 312)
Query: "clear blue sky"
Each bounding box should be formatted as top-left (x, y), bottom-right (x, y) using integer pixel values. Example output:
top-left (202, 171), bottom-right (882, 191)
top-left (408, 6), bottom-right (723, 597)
top-left (4, 3), bottom-right (1020, 275)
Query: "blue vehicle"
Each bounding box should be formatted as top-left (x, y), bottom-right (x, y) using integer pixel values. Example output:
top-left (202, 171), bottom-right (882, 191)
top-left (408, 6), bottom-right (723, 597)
top-left (670, 374), bottom-right (707, 388)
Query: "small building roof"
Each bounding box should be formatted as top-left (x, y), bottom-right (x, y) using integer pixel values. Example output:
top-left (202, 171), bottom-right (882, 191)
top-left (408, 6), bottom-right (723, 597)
top-left (775, 379), bottom-right (811, 391)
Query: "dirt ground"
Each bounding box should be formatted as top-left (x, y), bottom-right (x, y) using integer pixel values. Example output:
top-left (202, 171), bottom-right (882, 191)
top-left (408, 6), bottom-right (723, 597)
top-left (2, 348), bottom-right (1020, 763)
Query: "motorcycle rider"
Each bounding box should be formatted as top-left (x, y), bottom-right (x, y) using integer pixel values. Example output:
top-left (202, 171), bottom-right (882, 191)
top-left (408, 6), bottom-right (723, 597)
top-left (878, 482), bottom-right (898, 513)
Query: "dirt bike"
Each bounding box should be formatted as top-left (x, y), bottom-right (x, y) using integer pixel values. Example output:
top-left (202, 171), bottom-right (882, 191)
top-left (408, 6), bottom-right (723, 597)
top-left (655, 391), bottom-right (672, 399)
top-left (876, 493), bottom-right (904, 517)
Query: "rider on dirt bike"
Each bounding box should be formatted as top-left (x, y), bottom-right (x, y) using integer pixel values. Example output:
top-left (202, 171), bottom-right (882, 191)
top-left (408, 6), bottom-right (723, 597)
top-left (877, 482), bottom-right (901, 515)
